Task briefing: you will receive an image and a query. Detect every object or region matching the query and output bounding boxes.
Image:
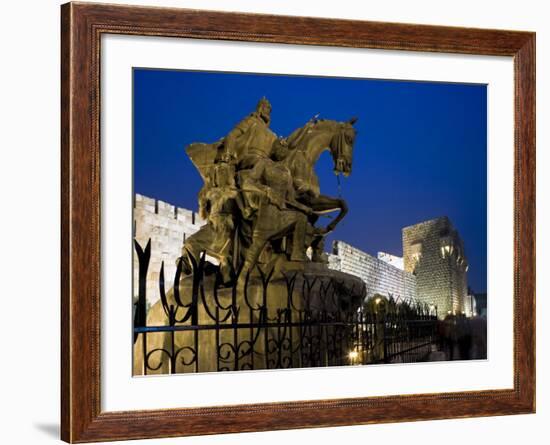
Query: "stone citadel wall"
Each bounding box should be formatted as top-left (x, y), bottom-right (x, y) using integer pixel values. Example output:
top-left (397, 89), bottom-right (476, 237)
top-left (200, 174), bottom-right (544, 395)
top-left (133, 193), bottom-right (206, 304)
top-left (327, 241), bottom-right (417, 302)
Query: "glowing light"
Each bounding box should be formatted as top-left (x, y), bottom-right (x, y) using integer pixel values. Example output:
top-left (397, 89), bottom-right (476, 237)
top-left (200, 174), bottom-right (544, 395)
top-left (348, 350), bottom-right (359, 362)
top-left (375, 298), bottom-right (382, 305)
top-left (440, 244), bottom-right (453, 258)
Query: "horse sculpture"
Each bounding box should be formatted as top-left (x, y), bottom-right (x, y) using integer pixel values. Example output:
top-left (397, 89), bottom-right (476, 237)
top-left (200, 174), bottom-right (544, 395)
top-left (284, 117), bottom-right (357, 261)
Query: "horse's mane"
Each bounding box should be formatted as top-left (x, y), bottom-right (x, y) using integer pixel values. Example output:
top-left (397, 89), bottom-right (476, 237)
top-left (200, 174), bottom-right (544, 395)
top-left (286, 126), bottom-right (303, 146)
top-left (286, 119), bottom-right (340, 148)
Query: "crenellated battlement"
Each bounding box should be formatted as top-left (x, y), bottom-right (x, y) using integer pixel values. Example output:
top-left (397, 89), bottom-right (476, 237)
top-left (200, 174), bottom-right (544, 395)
top-left (133, 194), bottom-right (206, 303)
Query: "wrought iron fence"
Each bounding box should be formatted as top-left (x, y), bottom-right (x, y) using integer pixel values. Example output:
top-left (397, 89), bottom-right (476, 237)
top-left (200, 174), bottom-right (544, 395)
top-left (133, 239), bottom-right (439, 375)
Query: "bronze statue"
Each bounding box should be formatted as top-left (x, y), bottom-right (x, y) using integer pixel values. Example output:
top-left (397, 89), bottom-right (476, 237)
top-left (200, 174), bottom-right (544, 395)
top-left (133, 99), bottom-right (361, 375)
top-left (182, 98), bottom-right (358, 281)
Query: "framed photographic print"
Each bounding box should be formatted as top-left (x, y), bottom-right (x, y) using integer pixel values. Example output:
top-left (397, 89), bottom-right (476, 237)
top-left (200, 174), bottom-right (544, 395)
top-left (61, 2), bottom-right (535, 442)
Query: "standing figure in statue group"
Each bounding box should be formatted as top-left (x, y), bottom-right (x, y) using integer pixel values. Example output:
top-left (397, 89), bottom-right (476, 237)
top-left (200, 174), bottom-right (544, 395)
top-left (180, 161), bottom-right (242, 284)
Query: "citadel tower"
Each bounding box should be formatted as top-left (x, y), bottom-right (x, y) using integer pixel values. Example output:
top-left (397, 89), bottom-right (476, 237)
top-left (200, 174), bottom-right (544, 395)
top-left (402, 217), bottom-right (468, 317)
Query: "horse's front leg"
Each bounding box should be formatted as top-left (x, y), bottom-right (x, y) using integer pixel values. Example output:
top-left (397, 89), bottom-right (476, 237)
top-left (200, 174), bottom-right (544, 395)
top-left (302, 195), bottom-right (347, 263)
top-left (306, 195), bottom-right (348, 234)
top-left (325, 197), bottom-right (347, 233)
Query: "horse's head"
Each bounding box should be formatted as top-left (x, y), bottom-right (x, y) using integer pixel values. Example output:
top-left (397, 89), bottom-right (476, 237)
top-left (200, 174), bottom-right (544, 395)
top-left (329, 118), bottom-right (358, 177)
top-left (285, 117), bottom-right (358, 179)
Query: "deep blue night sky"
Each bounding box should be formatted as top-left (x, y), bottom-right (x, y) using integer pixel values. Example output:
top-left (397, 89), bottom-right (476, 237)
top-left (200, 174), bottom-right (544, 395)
top-left (134, 68), bottom-right (487, 293)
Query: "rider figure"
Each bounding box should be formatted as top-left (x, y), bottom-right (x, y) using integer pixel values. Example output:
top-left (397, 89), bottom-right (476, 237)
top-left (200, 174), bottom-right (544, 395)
top-left (222, 97), bottom-right (278, 170)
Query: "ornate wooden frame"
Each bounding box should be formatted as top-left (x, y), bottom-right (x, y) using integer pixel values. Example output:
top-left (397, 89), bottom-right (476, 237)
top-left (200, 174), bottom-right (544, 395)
top-left (61, 2), bottom-right (535, 442)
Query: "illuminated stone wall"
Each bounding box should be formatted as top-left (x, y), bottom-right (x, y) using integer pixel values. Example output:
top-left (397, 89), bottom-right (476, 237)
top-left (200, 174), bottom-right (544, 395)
top-left (327, 241), bottom-right (417, 302)
top-left (378, 251), bottom-right (404, 269)
top-left (133, 194), bottom-right (206, 304)
top-left (402, 217), bottom-right (468, 318)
